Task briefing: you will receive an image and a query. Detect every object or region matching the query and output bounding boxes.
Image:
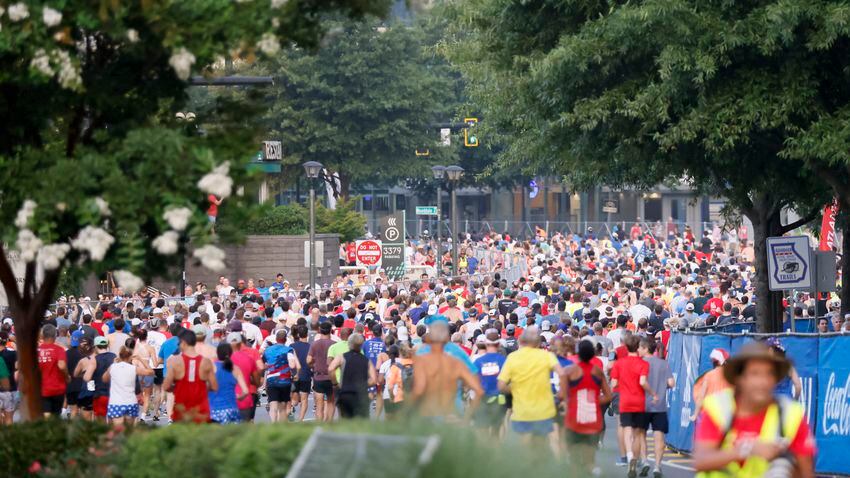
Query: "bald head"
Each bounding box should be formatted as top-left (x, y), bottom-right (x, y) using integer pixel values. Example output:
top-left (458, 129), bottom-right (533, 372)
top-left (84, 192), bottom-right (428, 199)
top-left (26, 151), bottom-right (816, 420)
top-left (519, 329), bottom-right (540, 347)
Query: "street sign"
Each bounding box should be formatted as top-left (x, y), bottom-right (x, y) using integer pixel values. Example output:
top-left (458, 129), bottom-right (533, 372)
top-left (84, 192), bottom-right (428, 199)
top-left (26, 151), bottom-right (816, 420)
top-left (263, 141), bottom-right (283, 161)
top-left (355, 240), bottom-right (382, 268)
top-left (440, 128), bottom-right (451, 146)
top-left (416, 206), bottom-right (438, 216)
top-left (303, 241), bottom-right (324, 269)
top-left (602, 199), bottom-right (619, 214)
top-left (381, 212), bottom-right (406, 280)
top-left (767, 236), bottom-right (813, 291)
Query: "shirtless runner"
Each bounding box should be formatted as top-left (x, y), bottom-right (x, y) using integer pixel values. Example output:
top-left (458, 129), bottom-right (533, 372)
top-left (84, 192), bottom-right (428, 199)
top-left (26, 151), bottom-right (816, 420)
top-left (411, 320), bottom-right (482, 422)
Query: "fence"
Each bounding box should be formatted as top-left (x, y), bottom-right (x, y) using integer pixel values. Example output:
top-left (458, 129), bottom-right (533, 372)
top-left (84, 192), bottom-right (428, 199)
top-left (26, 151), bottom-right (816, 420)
top-left (665, 330), bottom-right (850, 476)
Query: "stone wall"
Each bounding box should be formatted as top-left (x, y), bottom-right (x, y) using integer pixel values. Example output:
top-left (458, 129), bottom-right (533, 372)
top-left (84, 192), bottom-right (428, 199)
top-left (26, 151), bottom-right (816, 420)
top-left (149, 234), bottom-right (340, 293)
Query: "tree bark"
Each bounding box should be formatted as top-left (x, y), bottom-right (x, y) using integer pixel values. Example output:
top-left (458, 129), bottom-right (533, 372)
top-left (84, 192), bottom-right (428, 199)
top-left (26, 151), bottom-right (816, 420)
top-left (338, 172), bottom-right (351, 202)
top-left (748, 205), bottom-right (786, 333)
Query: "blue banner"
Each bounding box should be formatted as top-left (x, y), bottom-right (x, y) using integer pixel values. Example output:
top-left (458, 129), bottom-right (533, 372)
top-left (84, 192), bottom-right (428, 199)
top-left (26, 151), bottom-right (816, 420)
top-left (665, 332), bottom-right (687, 451)
top-left (778, 337), bottom-right (819, 434)
top-left (698, 335), bottom-right (731, 377)
top-left (815, 336), bottom-right (850, 475)
top-left (729, 335), bottom-right (754, 355)
top-left (667, 333), bottom-right (701, 452)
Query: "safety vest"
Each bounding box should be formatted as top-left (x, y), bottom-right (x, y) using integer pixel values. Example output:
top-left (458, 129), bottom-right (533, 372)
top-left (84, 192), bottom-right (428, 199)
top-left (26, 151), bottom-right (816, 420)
top-left (696, 389), bottom-right (805, 478)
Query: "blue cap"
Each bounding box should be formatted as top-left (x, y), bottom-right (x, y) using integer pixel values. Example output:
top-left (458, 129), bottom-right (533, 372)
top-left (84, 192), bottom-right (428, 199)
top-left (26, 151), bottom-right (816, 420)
top-left (70, 330), bottom-right (83, 347)
top-left (423, 314), bottom-right (449, 326)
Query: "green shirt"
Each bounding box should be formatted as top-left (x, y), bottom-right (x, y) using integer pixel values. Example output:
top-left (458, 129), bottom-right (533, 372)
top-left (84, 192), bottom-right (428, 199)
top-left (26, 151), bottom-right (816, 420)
top-left (327, 340), bottom-right (350, 383)
top-left (0, 357), bottom-right (9, 381)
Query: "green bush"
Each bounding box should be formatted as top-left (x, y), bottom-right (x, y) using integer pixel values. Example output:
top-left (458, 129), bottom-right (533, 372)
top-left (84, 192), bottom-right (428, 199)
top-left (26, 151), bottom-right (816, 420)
top-left (0, 419), bottom-right (111, 477)
top-left (243, 198), bottom-right (366, 242)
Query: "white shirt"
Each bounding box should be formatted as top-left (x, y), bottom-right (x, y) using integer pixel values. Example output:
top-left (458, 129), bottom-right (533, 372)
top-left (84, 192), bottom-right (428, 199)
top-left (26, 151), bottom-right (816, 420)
top-left (607, 327), bottom-right (626, 350)
top-left (241, 321), bottom-right (264, 349)
top-left (147, 330), bottom-right (167, 369)
top-left (108, 362), bottom-right (138, 406)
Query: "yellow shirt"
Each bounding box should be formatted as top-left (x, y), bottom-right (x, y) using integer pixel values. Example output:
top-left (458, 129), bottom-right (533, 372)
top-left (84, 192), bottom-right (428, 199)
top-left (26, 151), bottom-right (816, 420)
top-left (498, 347), bottom-right (558, 421)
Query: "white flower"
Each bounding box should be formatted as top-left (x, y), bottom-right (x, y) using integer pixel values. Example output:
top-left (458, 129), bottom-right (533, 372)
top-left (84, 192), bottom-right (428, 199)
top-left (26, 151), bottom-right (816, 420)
top-left (126, 29), bottom-right (139, 43)
top-left (168, 47), bottom-right (196, 81)
top-left (55, 202), bottom-right (67, 212)
top-left (197, 162), bottom-right (233, 199)
top-left (163, 207), bottom-right (192, 232)
top-left (14, 200), bottom-right (37, 229)
top-left (193, 245), bottom-right (226, 271)
top-left (54, 49), bottom-right (81, 90)
top-left (94, 197), bottom-right (111, 216)
top-left (257, 33), bottom-right (280, 56)
top-left (271, 0), bottom-right (288, 8)
top-left (16, 230), bottom-right (43, 263)
top-left (30, 49), bottom-right (53, 77)
top-left (271, 17), bottom-right (280, 28)
top-left (71, 225), bottom-right (115, 261)
top-left (42, 6), bottom-right (61, 27)
top-left (8, 3), bottom-right (29, 22)
top-left (37, 243), bottom-right (70, 270)
top-left (114, 270), bottom-right (144, 293)
top-left (152, 231), bottom-right (180, 255)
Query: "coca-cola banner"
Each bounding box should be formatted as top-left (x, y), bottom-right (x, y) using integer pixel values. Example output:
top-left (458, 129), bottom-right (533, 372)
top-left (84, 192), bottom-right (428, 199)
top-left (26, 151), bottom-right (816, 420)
top-left (817, 336), bottom-right (850, 475)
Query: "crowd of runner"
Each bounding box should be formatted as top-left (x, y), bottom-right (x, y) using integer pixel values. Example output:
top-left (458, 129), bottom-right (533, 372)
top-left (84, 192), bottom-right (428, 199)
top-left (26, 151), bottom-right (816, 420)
top-left (0, 222), bottom-right (828, 477)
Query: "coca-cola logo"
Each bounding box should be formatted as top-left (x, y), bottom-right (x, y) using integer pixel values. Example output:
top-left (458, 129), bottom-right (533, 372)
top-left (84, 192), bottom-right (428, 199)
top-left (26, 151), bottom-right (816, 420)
top-left (822, 372), bottom-right (850, 436)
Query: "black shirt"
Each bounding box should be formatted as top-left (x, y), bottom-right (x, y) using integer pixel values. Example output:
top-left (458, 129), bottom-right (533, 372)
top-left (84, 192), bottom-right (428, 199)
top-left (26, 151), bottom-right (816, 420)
top-left (497, 299), bottom-right (517, 317)
top-left (0, 349), bottom-right (17, 391)
top-left (339, 351), bottom-right (369, 395)
top-left (66, 346), bottom-right (85, 393)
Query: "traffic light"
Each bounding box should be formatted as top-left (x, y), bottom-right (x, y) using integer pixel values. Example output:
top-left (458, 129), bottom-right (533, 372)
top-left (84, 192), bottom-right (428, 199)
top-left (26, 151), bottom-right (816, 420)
top-left (415, 148), bottom-right (430, 157)
top-left (463, 117), bottom-right (479, 147)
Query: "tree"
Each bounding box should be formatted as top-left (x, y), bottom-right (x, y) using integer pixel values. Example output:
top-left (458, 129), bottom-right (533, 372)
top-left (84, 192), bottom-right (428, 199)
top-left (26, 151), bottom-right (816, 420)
top-left (0, 0), bottom-right (388, 420)
top-left (258, 16), bottom-right (458, 199)
top-left (444, 0), bottom-right (847, 331)
top-left (243, 198), bottom-right (366, 242)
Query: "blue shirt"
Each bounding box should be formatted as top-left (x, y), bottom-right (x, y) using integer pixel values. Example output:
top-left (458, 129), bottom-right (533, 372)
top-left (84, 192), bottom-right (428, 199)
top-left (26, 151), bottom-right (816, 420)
top-left (474, 352), bottom-right (506, 397)
top-left (417, 342), bottom-right (478, 374)
top-left (408, 306), bottom-right (428, 325)
top-left (208, 362), bottom-right (239, 412)
top-left (257, 287), bottom-right (270, 302)
top-left (106, 319), bottom-right (131, 334)
top-left (363, 338), bottom-right (385, 366)
top-left (158, 337), bottom-right (180, 375)
top-left (263, 344), bottom-right (294, 387)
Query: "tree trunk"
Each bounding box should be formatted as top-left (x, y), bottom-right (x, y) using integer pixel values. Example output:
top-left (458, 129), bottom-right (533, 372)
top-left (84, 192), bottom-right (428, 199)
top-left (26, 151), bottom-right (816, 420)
top-left (749, 207), bottom-right (785, 333)
top-left (338, 173), bottom-right (351, 202)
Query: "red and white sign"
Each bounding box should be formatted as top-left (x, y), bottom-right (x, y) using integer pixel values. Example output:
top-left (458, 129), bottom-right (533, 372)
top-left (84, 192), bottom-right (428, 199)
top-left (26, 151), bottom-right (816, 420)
top-left (819, 199), bottom-right (838, 252)
top-left (355, 240), bottom-right (382, 267)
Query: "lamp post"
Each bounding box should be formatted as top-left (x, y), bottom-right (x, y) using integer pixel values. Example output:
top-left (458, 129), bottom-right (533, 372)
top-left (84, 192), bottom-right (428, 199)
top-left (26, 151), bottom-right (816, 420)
top-left (445, 165), bottom-right (464, 276)
top-left (431, 165), bottom-right (446, 262)
top-left (303, 161), bottom-right (323, 292)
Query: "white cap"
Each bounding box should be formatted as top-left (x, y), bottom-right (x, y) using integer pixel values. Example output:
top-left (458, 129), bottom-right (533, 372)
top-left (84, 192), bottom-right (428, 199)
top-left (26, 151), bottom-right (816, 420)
top-left (397, 326), bottom-right (409, 341)
top-left (541, 320), bottom-right (551, 331)
top-left (131, 318), bottom-right (142, 326)
top-left (152, 308), bottom-right (163, 315)
top-left (686, 303), bottom-right (695, 311)
top-left (227, 332), bottom-right (243, 344)
top-left (428, 304), bottom-right (438, 315)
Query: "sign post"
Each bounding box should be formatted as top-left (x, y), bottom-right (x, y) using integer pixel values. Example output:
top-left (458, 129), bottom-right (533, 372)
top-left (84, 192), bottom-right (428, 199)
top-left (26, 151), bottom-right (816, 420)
top-left (381, 212), bottom-right (406, 281)
top-left (767, 236), bottom-right (813, 333)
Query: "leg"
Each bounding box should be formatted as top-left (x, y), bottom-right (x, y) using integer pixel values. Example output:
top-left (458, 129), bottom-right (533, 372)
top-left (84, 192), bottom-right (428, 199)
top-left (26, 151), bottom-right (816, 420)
top-left (654, 431), bottom-right (665, 470)
top-left (314, 393), bottom-right (326, 422)
top-left (547, 427), bottom-right (561, 458)
top-left (165, 392), bottom-right (175, 420)
top-left (268, 400), bottom-right (279, 422)
top-left (298, 393), bottom-right (309, 421)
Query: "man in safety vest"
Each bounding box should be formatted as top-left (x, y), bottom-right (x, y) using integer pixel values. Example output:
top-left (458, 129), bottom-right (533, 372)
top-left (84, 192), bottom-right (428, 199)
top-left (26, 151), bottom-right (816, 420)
top-left (693, 342), bottom-right (815, 478)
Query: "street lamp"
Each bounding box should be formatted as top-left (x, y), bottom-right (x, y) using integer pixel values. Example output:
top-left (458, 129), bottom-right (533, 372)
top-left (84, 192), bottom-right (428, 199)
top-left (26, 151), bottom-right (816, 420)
top-left (303, 161), bottom-right (323, 291)
top-left (445, 165), bottom-right (464, 276)
top-left (431, 166), bottom-right (446, 261)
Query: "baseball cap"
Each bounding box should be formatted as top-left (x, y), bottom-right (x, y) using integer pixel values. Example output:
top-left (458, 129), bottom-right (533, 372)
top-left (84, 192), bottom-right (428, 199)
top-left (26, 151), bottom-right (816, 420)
top-left (94, 336), bottom-right (108, 347)
top-left (541, 320), bottom-right (551, 331)
top-left (488, 308), bottom-right (497, 317)
top-left (506, 324), bottom-right (516, 333)
top-left (227, 320), bottom-right (243, 332)
top-left (192, 324), bottom-right (207, 337)
top-left (226, 332), bottom-right (243, 344)
top-left (484, 328), bottom-right (500, 344)
top-left (686, 303), bottom-right (695, 311)
top-left (427, 304), bottom-right (438, 316)
top-left (709, 348), bottom-right (730, 365)
top-left (131, 318), bottom-right (142, 327)
top-left (152, 308), bottom-right (163, 315)
top-left (70, 330), bottom-right (83, 347)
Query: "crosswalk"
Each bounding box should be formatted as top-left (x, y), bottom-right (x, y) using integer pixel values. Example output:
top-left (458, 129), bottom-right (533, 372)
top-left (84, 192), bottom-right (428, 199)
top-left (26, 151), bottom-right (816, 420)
top-left (645, 440), bottom-right (694, 472)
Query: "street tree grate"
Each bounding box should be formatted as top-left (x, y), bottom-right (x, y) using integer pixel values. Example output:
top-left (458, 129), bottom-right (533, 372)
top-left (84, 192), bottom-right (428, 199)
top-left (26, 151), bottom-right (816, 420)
top-left (286, 428), bottom-right (440, 478)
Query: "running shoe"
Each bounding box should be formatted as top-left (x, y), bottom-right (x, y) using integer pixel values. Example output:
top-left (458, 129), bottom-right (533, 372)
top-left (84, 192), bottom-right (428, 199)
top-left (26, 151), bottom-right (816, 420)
top-left (639, 461), bottom-right (650, 477)
top-left (616, 457), bottom-right (628, 467)
top-left (628, 458), bottom-right (638, 478)
top-left (653, 468), bottom-right (662, 478)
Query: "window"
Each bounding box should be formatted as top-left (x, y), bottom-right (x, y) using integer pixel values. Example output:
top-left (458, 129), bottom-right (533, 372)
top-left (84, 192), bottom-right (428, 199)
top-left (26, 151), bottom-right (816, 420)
top-left (362, 195), bottom-right (373, 211)
top-left (395, 194), bottom-right (406, 210)
top-left (374, 195), bottom-right (390, 211)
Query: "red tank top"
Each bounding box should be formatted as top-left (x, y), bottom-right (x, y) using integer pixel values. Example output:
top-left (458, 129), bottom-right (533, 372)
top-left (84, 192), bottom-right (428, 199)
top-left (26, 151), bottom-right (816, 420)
top-left (565, 361), bottom-right (603, 434)
top-left (172, 354), bottom-right (210, 423)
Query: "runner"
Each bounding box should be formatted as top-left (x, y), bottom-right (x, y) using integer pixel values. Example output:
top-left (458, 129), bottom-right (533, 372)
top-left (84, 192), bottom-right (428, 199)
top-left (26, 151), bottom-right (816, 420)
top-left (132, 328), bottom-right (157, 421)
top-left (384, 344), bottom-right (414, 418)
top-left (37, 324), bottom-right (67, 418)
top-left (208, 342), bottom-right (249, 424)
top-left (290, 325), bottom-right (313, 422)
top-left (262, 329), bottom-right (300, 422)
top-left (163, 329), bottom-right (218, 423)
top-left (329, 333), bottom-right (376, 419)
top-left (693, 342), bottom-right (815, 478)
top-left (473, 329), bottom-right (507, 435)
top-left (639, 337), bottom-right (674, 478)
top-left (691, 348), bottom-right (731, 421)
top-left (103, 340), bottom-right (154, 425)
top-left (307, 321), bottom-right (335, 422)
top-left (560, 340), bottom-right (612, 475)
top-left (146, 319), bottom-right (169, 421)
top-left (0, 332), bottom-right (16, 424)
top-left (228, 332), bottom-right (261, 422)
top-left (497, 329), bottom-right (563, 456)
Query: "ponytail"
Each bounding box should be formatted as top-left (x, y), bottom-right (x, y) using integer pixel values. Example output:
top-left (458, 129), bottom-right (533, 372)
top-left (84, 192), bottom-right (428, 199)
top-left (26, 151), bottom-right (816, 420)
top-left (216, 342), bottom-right (233, 372)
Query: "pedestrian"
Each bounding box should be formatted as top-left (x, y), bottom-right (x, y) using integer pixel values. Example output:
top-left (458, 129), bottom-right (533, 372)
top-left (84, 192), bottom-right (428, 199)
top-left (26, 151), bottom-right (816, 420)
top-left (384, 344), bottom-right (414, 418)
top-left (228, 332), bottom-right (261, 422)
top-left (693, 342), bottom-right (815, 478)
top-left (37, 324), bottom-right (68, 418)
top-left (103, 340), bottom-right (154, 425)
top-left (0, 332), bottom-right (17, 424)
top-left (328, 333), bottom-right (376, 419)
top-left (638, 337), bottom-right (674, 478)
top-left (290, 325), bottom-right (313, 422)
top-left (560, 340), bottom-right (612, 475)
top-left (497, 329), bottom-right (563, 456)
top-left (262, 329), bottom-right (300, 422)
top-left (307, 321), bottom-right (336, 422)
top-left (473, 329), bottom-right (507, 434)
top-left (163, 329), bottom-right (217, 423)
top-left (208, 342), bottom-right (249, 424)
top-left (132, 328), bottom-right (157, 421)
top-left (691, 348), bottom-right (731, 421)
top-left (610, 334), bottom-right (658, 478)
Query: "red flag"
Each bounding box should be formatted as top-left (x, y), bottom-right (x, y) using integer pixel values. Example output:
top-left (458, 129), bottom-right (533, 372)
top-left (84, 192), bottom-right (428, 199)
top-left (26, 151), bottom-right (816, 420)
top-left (819, 199), bottom-right (838, 251)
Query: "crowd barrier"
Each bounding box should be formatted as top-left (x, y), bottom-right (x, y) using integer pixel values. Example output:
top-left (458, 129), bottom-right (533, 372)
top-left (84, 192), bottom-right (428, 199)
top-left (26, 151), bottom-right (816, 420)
top-left (665, 331), bottom-right (850, 476)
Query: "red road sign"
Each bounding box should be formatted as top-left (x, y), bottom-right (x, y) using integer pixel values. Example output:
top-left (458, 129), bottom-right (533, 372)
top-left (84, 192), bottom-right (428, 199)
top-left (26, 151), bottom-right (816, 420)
top-left (355, 240), bottom-right (382, 267)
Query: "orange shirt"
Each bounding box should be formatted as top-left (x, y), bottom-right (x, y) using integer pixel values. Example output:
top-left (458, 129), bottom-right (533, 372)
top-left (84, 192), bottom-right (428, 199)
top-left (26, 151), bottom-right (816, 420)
top-left (386, 358), bottom-right (414, 403)
top-left (693, 367), bottom-right (731, 406)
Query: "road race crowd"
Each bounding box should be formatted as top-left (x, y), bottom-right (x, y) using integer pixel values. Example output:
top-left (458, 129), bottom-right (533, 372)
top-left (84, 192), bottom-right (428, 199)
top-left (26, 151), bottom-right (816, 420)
top-left (0, 222), bottom-right (832, 477)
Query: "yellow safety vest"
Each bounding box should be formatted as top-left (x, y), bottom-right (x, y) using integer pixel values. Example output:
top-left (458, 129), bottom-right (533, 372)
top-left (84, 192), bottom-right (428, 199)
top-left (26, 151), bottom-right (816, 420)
top-left (696, 389), bottom-right (805, 478)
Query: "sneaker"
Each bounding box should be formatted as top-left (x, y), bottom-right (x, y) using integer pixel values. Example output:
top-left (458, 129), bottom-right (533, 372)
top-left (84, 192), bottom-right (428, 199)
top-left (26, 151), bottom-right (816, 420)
top-left (152, 415), bottom-right (160, 422)
top-left (607, 406), bottom-right (614, 416)
top-left (628, 458), bottom-right (638, 478)
top-left (591, 467), bottom-right (602, 477)
top-left (616, 457), bottom-right (628, 467)
top-left (639, 461), bottom-right (650, 477)
top-left (653, 469), bottom-right (662, 478)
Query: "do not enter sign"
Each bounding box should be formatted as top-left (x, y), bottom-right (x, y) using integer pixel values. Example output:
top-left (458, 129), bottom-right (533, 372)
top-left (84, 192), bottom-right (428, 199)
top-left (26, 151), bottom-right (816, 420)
top-left (355, 240), bottom-right (383, 267)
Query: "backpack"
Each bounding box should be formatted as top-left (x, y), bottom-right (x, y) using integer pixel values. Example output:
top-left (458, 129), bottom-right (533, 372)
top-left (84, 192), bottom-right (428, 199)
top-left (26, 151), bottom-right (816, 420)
top-left (393, 362), bottom-right (415, 396)
top-left (503, 337), bottom-right (519, 355)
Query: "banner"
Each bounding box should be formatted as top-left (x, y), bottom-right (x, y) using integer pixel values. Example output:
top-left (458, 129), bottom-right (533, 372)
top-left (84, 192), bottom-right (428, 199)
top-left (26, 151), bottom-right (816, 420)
top-left (698, 335), bottom-right (731, 377)
top-left (816, 336), bottom-right (850, 475)
top-left (778, 337), bottom-right (819, 433)
top-left (818, 199), bottom-right (838, 251)
top-left (666, 333), bottom-right (701, 452)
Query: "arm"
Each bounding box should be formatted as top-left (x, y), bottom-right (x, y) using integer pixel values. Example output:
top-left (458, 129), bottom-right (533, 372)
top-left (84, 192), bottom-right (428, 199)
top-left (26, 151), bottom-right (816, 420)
top-left (289, 352), bottom-right (301, 377)
top-left (796, 455), bottom-right (815, 478)
top-left (458, 363), bottom-right (483, 421)
top-left (232, 367), bottom-right (249, 401)
top-left (306, 352), bottom-right (315, 368)
top-left (103, 367), bottom-right (111, 384)
top-left (82, 357), bottom-right (96, 381)
top-left (790, 367), bottom-right (802, 399)
top-left (328, 355), bottom-right (343, 386)
top-left (0, 377), bottom-right (8, 392)
top-left (162, 356), bottom-right (179, 392)
top-left (367, 362), bottom-right (377, 387)
top-left (202, 358), bottom-right (218, 393)
top-left (597, 367), bottom-right (613, 405)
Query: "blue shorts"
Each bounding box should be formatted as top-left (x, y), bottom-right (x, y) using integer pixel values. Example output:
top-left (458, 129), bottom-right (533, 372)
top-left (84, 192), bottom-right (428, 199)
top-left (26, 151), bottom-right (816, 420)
top-left (107, 404), bottom-right (139, 419)
top-left (511, 418), bottom-right (554, 436)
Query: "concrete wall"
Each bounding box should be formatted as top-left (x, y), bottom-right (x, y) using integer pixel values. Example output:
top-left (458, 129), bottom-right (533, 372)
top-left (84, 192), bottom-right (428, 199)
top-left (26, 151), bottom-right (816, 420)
top-left (150, 234), bottom-right (340, 293)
